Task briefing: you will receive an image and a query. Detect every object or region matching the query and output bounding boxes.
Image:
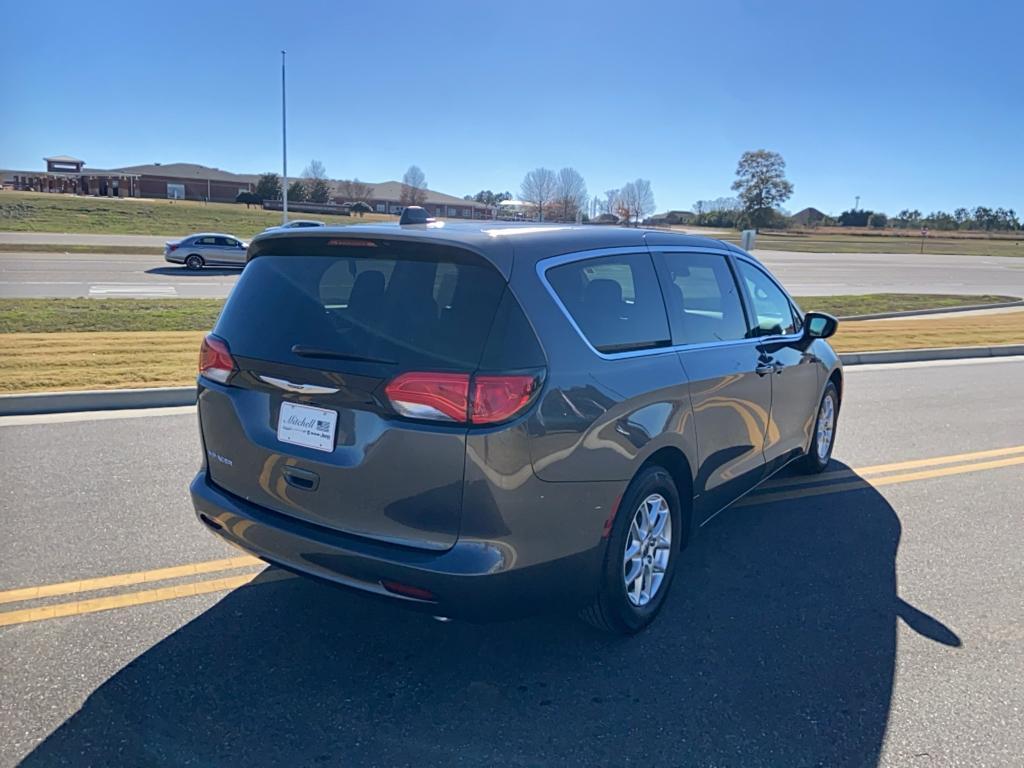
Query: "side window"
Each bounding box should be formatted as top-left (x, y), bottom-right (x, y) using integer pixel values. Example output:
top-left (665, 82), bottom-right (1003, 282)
top-left (736, 260), bottom-right (797, 336)
top-left (547, 253), bottom-right (670, 353)
top-left (198, 237), bottom-right (217, 246)
top-left (658, 252), bottom-right (749, 344)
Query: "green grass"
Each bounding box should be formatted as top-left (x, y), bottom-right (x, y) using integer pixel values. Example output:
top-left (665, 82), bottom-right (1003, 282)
top-left (709, 229), bottom-right (1024, 257)
top-left (0, 190), bottom-right (393, 238)
top-left (0, 299), bottom-right (224, 333)
top-left (796, 293), bottom-right (1018, 317)
top-left (0, 243), bottom-right (166, 255)
top-left (0, 294), bottom-right (1016, 335)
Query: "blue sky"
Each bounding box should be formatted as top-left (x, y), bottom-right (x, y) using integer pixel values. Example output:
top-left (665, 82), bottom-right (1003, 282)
top-left (2, 1), bottom-right (1020, 215)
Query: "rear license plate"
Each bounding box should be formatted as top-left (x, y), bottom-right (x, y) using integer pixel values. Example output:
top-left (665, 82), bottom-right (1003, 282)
top-left (277, 402), bottom-right (338, 453)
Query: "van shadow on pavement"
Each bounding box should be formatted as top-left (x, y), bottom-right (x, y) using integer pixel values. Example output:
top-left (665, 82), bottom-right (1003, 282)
top-left (24, 463), bottom-right (960, 767)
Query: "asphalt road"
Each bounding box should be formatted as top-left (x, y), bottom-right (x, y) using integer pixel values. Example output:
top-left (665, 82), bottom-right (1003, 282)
top-left (0, 252), bottom-right (240, 298)
top-left (1, 356), bottom-right (1022, 767)
top-left (2, 241), bottom-right (1024, 299)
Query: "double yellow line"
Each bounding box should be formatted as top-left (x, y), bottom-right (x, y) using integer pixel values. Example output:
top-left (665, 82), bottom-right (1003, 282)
top-left (1, 443), bottom-right (1022, 629)
top-left (0, 555), bottom-right (292, 629)
top-left (740, 443), bottom-right (1024, 507)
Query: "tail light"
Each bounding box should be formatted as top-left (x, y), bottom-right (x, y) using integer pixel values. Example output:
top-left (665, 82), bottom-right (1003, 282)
top-left (199, 334), bottom-right (236, 384)
top-left (384, 372), bottom-right (469, 422)
top-left (384, 371), bottom-right (542, 425)
top-left (167, 243), bottom-right (179, 252)
top-left (470, 375), bottom-right (539, 424)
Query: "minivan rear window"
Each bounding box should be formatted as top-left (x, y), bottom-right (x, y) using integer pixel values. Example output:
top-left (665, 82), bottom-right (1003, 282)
top-left (545, 253), bottom-right (671, 353)
top-left (215, 244), bottom-right (507, 370)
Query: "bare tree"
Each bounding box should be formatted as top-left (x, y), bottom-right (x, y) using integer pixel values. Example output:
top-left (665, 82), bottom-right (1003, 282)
top-left (520, 167), bottom-right (557, 221)
top-left (337, 178), bottom-right (373, 203)
top-left (553, 167), bottom-right (588, 222)
top-left (401, 165), bottom-right (428, 206)
top-left (619, 179), bottom-right (656, 225)
top-left (302, 159), bottom-right (327, 180)
top-left (302, 159), bottom-right (331, 203)
top-left (600, 188), bottom-right (621, 216)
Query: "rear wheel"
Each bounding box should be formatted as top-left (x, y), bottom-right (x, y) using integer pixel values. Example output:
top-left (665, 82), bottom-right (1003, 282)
top-left (580, 466), bottom-right (682, 635)
top-left (797, 382), bottom-right (839, 474)
top-left (185, 254), bottom-right (204, 270)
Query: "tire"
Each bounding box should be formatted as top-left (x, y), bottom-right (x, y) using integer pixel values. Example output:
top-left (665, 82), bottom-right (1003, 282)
top-left (580, 466), bottom-right (683, 635)
top-left (185, 254), bottom-right (204, 270)
top-left (797, 381), bottom-right (839, 474)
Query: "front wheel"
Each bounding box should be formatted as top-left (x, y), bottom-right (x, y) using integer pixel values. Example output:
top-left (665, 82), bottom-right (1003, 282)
top-left (797, 382), bottom-right (839, 474)
top-left (580, 466), bottom-right (683, 635)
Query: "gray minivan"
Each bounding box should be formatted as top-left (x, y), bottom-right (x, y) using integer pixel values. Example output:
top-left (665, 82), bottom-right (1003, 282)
top-left (190, 217), bottom-right (842, 634)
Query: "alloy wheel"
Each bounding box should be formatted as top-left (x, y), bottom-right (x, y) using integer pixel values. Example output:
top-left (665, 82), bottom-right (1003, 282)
top-left (622, 493), bottom-right (673, 607)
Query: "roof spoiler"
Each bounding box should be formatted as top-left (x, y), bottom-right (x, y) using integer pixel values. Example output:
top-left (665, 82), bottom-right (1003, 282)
top-left (399, 206), bottom-right (434, 225)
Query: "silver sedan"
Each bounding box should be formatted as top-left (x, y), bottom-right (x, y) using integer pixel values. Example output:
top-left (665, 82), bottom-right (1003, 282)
top-left (164, 233), bottom-right (250, 270)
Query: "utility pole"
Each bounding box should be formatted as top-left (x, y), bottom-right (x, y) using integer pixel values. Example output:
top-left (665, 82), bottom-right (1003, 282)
top-left (281, 50), bottom-right (288, 224)
top-left (855, 195), bottom-right (860, 210)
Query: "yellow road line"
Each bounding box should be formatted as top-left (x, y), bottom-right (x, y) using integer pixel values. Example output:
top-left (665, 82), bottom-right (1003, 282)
top-left (3, 444), bottom-right (1023, 629)
top-left (760, 443), bottom-right (1024, 493)
top-left (0, 569), bottom-right (295, 628)
top-left (0, 555), bottom-right (262, 606)
top-left (740, 454), bottom-right (1024, 507)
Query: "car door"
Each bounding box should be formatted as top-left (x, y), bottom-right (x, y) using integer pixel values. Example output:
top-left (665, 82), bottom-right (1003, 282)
top-left (215, 237), bottom-right (246, 265)
top-left (194, 236), bottom-right (220, 263)
top-left (734, 258), bottom-right (821, 469)
top-left (652, 248), bottom-right (774, 520)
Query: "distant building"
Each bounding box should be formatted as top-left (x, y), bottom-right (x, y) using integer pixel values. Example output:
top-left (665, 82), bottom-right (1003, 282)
top-left (0, 156), bottom-right (491, 217)
top-left (646, 210), bottom-right (696, 226)
top-left (790, 207), bottom-right (828, 226)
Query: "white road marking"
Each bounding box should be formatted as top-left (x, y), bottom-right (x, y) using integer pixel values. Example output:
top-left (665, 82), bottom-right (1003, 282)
top-left (89, 284), bottom-right (177, 295)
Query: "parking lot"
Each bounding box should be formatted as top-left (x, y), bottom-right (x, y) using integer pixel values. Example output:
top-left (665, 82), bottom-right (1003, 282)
top-left (2, 356), bottom-right (1022, 767)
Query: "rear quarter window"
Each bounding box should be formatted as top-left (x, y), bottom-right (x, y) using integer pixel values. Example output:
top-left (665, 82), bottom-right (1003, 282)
top-left (545, 253), bottom-right (670, 354)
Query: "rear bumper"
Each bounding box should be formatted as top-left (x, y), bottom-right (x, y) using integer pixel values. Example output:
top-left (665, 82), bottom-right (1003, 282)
top-left (190, 471), bottom-right (606, 621)
top-left (164, 253), bottom-right (184, 264)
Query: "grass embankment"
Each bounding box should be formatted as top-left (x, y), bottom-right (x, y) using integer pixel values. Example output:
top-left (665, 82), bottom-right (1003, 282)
top-left (0, 299), bottom-right (223, 333)
top-left (0, 243), bottom-right (166, 255)
top-left (2, 296), bottom-right (1022, 393)
top-left (797, 293), bottom-right (1017, 316)
top-left (0, 331), bottom-right (203, 392)
top-left (0, 190), bottom-right (393, 238)
top-left (831, 312), bottom-right (1024, 353)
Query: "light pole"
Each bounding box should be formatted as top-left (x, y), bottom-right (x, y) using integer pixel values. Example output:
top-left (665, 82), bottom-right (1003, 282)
top-left (855, 195), bottom-right (860, 210)
top-left (281, 50), bottom-right (288, 224)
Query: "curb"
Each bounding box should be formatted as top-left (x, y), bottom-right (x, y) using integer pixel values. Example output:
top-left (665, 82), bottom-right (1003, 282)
top-left (838, 299), bottom-right (1024, 321)
top-left (839, 344), bottom-right (1024, 366)
top-left (0, 386), bottom-right (195, 416)
top-left (2, 345), bottom-right (1023, 415)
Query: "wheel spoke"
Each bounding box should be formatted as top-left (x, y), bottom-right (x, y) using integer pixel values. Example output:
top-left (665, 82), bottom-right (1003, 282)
top-left (624, 557), bottom-right (643, 585)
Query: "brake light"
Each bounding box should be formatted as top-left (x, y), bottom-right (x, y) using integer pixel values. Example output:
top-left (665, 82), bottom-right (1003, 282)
top-left (167, 243), bottom-right (178, 252)
top-left (384, 372), bottom-right (470, 422)
top-left (470, 375), bottom-right (539, 424)
top-left (199, 334), bottom-right (236, 384)
top-left (384, 371), bottom-right (542, 424)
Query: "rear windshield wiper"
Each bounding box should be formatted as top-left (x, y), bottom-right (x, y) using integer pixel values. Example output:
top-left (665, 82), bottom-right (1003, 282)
top-left (291, 344), bottom-right (395, 364)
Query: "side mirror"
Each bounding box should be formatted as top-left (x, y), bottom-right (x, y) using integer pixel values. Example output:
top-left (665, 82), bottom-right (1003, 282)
top-left (804, 311), bottom-right (838, 339)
